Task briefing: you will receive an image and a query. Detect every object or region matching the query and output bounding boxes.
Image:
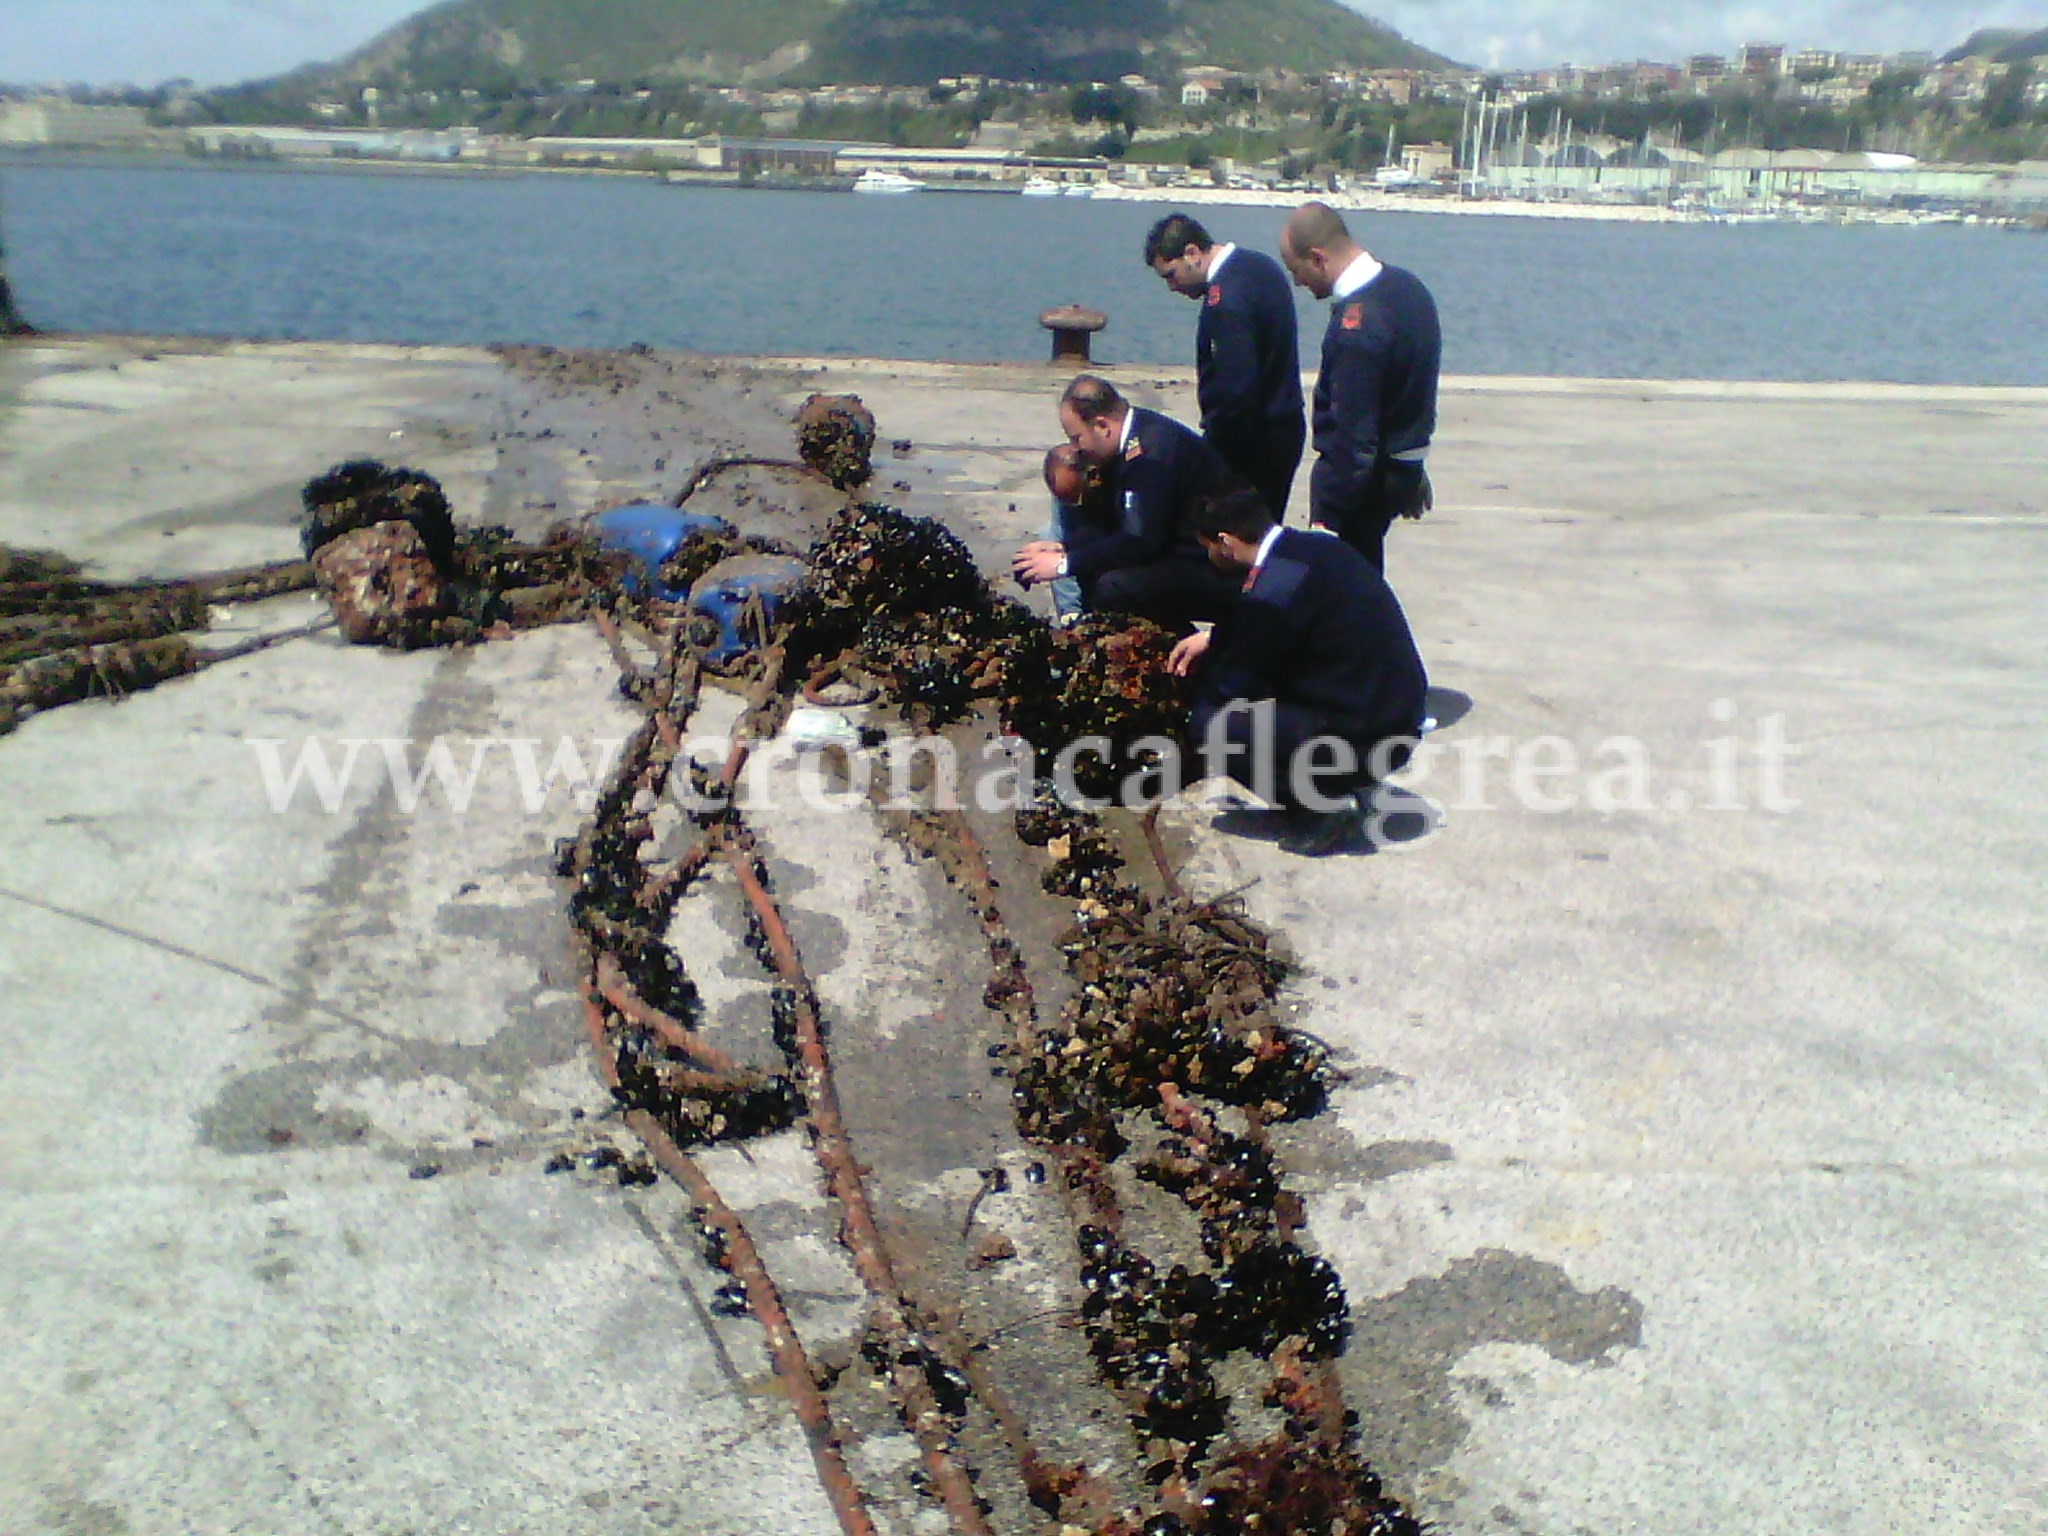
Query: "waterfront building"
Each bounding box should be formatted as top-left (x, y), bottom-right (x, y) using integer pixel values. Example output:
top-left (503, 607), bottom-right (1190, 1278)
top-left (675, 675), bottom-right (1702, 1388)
top-left (0, 100), bottom-right (150, 147)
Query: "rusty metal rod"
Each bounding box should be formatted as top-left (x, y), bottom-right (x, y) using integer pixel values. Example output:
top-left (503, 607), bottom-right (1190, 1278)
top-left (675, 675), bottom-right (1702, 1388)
top-left (594, 953), bottom-right (745, 1074)
top-left (1139, 803), bottom-right (1185, 902)
top-left (578, 974), bottom-right (881, 1536)
top-left (591, 607), bottom-right (655, 695)
top-left (672, 454), bottom-right (821, 507)
top-left (719, 843), bottom-right (997, 1536)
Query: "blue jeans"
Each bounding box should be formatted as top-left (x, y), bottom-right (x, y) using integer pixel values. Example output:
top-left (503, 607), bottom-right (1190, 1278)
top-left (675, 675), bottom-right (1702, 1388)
top-left (1047, 499), bottom-right (1085, 618)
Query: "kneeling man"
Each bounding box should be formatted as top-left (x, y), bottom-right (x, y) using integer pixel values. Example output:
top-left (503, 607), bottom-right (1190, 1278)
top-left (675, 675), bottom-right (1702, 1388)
top-left (1168, 488), bottom-right (1428, 856)
top-left (1012, 375), bottom-right (1240, 629)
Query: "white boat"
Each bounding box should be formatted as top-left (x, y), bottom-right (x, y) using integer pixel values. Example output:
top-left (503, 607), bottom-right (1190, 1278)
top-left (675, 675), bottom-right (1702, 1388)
top-left (852, 168), bottom-right (923, 194)
top-left (1020, 176), bottom-right (1062, 197)
top-left (1060, 182), bottom-right (1095, 198)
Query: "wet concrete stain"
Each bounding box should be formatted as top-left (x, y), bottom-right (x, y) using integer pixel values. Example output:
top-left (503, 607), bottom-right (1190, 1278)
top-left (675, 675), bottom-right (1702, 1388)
top-left (195, 645), bottom-right (588, 1164)
top-left (1276, 1111), bottom-right (1455, 1190)
top-left (1341, 1248), bottom-right (1644, 1481)
top-left (39, 1495), bottom-right (131, 1536)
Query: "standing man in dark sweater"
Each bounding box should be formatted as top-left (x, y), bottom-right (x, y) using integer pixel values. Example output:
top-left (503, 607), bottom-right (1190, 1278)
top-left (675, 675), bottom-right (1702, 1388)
top-left (1168, 487), bottom-right (1429, 856)
top-left (1144, 212), bottom-right (1306, 521)
top-left (1011, 375), bottom-right (1239, 628)
top-left (1280, 201), bottom-right (1441, 574)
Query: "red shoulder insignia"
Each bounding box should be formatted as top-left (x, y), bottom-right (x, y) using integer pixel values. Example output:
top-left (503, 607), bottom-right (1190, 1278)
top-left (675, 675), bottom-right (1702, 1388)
top-left (1206, 284), bottom-right (1222, 307)
top-left (1124, 437), bottom-right (1144, 461)
top-left (1341, 303), bottom-right (1364, 330)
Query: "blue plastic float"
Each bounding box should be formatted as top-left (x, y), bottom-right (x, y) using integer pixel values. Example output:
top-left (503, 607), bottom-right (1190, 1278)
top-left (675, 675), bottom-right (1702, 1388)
top-left (590, 503), bottom-right (734, 602)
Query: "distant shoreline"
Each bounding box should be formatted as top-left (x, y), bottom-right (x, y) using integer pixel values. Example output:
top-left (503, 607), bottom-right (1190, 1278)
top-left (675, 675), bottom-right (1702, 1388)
top-left (1092, 184), bottom-right (1687, 222)
top-left (5, 146), bottom-right (2032, 229)
top-left (0, 146), bottom-right (1674, 219)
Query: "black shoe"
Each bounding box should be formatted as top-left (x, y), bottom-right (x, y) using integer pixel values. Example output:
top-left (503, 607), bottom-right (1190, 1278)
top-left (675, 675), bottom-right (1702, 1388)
top-left (1211, 805), bottom-right (1297, 841)
top-left (1276, 799), bottom-right (1367, 857)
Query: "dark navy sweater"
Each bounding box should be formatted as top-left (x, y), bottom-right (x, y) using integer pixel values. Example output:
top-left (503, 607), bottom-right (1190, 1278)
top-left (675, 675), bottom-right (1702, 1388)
top-left (1063, 407), bottom-right (1233, 584)
top-left (1309, 263), bottom-right (1441, 527)
top-left (1196, 246), bottom-right (1306, 475)
top-left (1197, 527), bottom-right (1428, 739)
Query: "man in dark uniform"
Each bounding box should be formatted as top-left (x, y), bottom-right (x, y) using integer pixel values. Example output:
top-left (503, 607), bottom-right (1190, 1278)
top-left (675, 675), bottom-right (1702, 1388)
top-left (1280, 201), bottom-right (1441, 574)
top-left (1144, 212), bottom-right (1306, 520)
top-left (1011, 375), bottom-right (1239, 629)
top-left (1168, 488), bottom-right (1428, 856)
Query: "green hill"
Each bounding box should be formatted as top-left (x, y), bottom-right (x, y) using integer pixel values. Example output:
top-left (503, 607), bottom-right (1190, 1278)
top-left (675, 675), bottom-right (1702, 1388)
top-left (320, 0), bottom-right (1446, 89)
top-left (1942, 27), bottom-right (2048, 64)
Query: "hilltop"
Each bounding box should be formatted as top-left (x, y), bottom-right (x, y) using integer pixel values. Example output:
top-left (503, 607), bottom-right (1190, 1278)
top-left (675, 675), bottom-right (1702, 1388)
top-left (1942, 26), bottom-right (2048, 64)
top-left (315, 0), bottom-right (1448, 90)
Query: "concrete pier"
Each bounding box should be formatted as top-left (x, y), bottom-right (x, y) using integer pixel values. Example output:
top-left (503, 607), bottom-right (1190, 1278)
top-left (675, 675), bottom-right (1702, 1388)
top-left (2, 337), bottom-right (2045, 1535)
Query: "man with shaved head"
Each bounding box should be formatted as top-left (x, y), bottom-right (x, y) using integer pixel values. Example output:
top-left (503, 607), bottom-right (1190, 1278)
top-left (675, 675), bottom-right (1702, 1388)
top-left (1279, 201), bottom-right (1441, 573)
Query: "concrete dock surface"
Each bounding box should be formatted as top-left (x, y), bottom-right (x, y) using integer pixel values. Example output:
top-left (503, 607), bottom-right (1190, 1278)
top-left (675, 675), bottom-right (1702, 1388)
top-left (1, 336), bottom-right (2045, 1536)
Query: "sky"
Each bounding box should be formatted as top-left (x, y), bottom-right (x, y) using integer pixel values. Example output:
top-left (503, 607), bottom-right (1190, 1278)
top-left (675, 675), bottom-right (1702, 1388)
top-left (0, 0), bottom-right (2042, 87)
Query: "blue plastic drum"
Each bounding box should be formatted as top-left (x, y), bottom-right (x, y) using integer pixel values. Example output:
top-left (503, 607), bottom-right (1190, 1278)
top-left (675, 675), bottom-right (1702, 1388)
top-left (591, 503), bottom-right (735, 601)
top-left (687, 555), bottom-right (807, 666)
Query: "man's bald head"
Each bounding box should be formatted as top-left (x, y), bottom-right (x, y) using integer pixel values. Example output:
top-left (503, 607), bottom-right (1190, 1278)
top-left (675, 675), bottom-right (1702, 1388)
top-left (1283, 202), bottom-right (1350, 259)
top-left (1044, 443), bottom-right (1089, 504)
top-left (1280, 201), bottom-right (1363, 300)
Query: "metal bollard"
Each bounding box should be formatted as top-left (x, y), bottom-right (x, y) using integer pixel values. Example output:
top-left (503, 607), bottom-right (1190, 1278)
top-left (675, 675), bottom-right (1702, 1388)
top-left (1039, 305), bottom-right (1107, 366)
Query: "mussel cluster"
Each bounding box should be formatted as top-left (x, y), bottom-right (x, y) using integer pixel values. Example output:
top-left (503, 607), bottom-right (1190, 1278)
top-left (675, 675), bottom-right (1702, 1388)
top-left (791, 503), bottom-right (1030, 725)
top-left (1009, 803), bottom-right (1329, 1125)
top-left (450, 521), bottom-right (633, 630)
top-left (995, 787), bottom-right (1416, 1530)
top-left (794, 393), bottom-right (879, 492)
top-left (1056, 902), bottom-right (1329, 1122)
top-left (1186, 1441), bottom-right (1423, 1536)
top-left (790, 503), bottom-right (1194, 764)
top-left (859, 1331), bottom-right (975, 1423)
top-left (996, 615), bottom-right (1189, 800)
top-left (1138, 1126), bottom-right (1286, 1264)
top-left (1078, 1226), bottom-right (1232, 1467)
top-left (1076, 1225), bottom-right (1354, 1482)
top-left (543, 1142), bottom-right (658, 1187)
top-left (302, 460), bottom-right (458, 569)
top-left (557, 732), bottom-right (805, 1152)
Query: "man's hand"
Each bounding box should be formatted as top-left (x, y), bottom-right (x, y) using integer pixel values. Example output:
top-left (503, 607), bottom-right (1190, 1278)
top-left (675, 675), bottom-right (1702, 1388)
top-left (1399, 468), bottom-right (1433, 521)
top-left (1166, 628), bottom-right (1212, 677)
top-left (1011, 541), bottom-right (1066, 586)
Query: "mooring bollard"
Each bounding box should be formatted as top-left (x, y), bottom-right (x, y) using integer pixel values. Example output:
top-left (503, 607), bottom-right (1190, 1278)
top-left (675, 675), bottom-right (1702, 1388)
top-left (1039, 305), bottom-right (1107, 367)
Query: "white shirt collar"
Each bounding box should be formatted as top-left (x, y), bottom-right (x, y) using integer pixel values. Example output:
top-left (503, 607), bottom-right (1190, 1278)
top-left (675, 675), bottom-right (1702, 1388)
top-left (1206, 241), bottom-right (1237, 280)
top-left (1331, 250), bottom-right (1383, 300)
top-left (1116, 407), bottom-right (1136, 452)
top-left (1249, 523), bottom-right (1284, 571)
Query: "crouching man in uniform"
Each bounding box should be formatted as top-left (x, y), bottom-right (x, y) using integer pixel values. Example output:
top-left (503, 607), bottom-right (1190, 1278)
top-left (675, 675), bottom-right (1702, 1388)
top-left (1167, 487), bottom-right (1428, 857)
top-left (1012, 375), bottom-right (1240, 630)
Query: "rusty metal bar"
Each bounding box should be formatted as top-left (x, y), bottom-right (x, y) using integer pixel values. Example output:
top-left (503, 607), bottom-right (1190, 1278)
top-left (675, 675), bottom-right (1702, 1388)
top-left (719, 844), bottom-right (997, 1536)
top-left (594, 952), bottom-right (744, 1075)
top-left (578, 973), bottom-right (881, 1536)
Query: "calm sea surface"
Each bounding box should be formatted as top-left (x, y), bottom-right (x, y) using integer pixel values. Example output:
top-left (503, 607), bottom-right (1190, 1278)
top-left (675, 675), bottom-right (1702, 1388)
top-left (4, 156), bottom-right (2045, 384)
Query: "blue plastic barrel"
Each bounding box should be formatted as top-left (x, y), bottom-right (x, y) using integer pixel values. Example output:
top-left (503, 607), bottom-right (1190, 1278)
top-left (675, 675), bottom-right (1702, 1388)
top-left (591, 504), bottom-right (735, 601)
top-left (687, 555), bottom-right (807, 666)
